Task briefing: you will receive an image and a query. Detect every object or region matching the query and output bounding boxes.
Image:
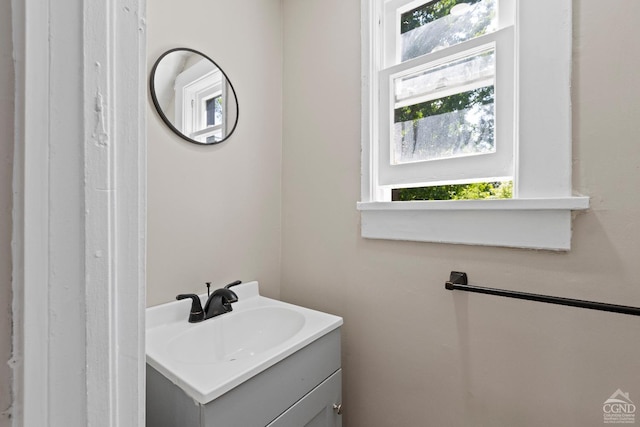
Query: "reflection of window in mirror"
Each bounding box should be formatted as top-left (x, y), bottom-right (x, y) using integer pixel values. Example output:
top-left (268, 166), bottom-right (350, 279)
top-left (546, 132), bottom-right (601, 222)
top-left (202, 95), bottom-right (223, 143)
top-left (174, 57), bottom-right (228, 144)
top-left (206, 96), bottom-right (222, 126)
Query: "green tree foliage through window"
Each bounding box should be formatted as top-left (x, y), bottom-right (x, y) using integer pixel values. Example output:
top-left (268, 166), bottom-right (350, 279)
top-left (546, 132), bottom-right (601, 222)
top-left (393, 181), bottom-right (512, 201)
top-left (400, 0), bottom-right (496, 62)
top-left (394, 86), bottom-right (495, 162)
top-left (401, 0), bottom-right (484, 34)
top-left (394, 87), bottom-right (494, 123)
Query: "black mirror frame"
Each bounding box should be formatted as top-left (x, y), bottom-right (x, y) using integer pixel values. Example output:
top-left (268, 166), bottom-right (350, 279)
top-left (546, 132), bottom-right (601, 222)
top-left (149, 47), bottom-right (239, 146)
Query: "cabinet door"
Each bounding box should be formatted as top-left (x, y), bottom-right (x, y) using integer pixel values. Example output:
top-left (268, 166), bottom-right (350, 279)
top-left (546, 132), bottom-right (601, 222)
top-left (267, 369), bottom-right (342, 427)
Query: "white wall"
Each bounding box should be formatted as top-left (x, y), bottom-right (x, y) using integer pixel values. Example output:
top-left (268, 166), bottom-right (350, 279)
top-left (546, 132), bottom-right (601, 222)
top-left (147, 0), bottom-right (283, 305)
top-left (0, 0), bottom-right (13, 424)
top-left (281, 1), bottom-right (640, 426)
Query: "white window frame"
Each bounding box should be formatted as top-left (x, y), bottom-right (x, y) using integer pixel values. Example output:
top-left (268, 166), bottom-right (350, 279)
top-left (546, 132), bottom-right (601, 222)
top-left (380, 32), bottom-right (513, 187)
top-left (358, 0), bottom-right (589, 251)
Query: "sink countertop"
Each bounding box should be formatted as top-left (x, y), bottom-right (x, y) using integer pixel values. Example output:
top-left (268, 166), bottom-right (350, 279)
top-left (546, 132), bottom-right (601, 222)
top-left (146, 281), bottom-right (343, 404)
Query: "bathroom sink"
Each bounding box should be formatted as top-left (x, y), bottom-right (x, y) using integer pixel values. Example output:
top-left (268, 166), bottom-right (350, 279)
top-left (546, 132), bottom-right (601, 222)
top-left (166, 306), bottom-right (306, 364)
top-left (146, 281), bottom-right (342, 404)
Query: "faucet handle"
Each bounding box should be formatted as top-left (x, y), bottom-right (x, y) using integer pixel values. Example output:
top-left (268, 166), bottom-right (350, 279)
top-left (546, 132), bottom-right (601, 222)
top-left (176, 294), bottom-right (205, 323)
top-left (224, 280), bottom-right (242, 289)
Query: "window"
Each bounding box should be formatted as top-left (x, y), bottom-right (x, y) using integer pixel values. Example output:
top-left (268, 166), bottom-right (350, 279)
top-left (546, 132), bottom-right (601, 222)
top-left (358, 0), bottom-right (589, 250)
top-left (379, 0), bottom-right (513, 189)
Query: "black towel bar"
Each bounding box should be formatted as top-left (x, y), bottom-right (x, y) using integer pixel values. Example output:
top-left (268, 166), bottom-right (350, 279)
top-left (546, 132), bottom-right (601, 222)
top-left (445, 271), bottom-right (640, 317)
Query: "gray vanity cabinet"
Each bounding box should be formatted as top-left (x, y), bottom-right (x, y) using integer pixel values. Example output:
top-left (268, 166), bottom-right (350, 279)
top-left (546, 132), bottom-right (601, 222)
top-left (147, 329), bottom-right (342, 427)
top-left (267, 369), bottom-right (342, 427)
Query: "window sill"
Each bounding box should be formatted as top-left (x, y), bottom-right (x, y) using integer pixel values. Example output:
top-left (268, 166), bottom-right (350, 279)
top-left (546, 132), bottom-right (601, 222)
top-left (356, 197), bottom-right (589, 250)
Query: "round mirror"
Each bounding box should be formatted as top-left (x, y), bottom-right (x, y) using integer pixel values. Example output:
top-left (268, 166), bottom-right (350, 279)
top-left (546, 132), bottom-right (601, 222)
top-left (150, 48), bottom-right (239, 145)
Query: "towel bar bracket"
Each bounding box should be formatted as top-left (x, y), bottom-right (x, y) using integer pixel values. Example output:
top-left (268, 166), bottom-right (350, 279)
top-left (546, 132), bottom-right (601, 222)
top-left (445, 271), bottom-right (468, 289)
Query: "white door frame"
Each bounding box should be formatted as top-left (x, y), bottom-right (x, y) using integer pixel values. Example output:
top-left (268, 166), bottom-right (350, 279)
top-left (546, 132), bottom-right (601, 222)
top-left (12, 0), bottom-right (146, 425)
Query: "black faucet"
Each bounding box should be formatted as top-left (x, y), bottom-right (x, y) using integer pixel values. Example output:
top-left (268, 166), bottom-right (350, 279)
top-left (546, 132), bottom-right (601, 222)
top-left (176, 280), bottom-right (242, 323)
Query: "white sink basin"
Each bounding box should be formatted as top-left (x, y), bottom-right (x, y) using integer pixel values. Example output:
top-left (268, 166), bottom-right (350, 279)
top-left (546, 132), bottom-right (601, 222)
top-left (166, 306), bottom-right (306, 364)
top-left (146, 281), bottom-right (342, 404)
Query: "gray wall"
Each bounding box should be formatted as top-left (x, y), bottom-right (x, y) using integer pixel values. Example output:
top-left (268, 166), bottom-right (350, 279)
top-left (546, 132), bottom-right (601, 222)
top-left (146, 0), bottom-right (283, 305)
top-left (0, 0), bottom-right (13, 424)
top-left (281, 1), bottom-right (640, 426)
